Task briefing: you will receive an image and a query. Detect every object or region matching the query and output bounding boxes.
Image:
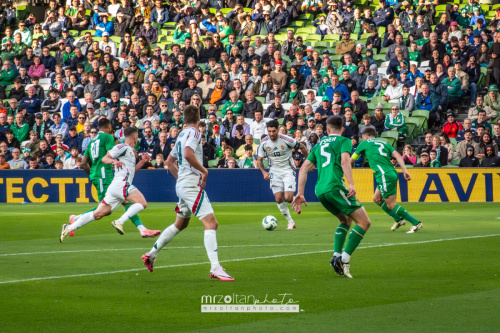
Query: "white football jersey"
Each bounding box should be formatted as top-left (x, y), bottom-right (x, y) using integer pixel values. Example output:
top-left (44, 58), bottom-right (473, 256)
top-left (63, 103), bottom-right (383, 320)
top-left (108, 143), bottom-right (137, 184)
top-left (170, 126), bottom-right (203, 180)
top-left (258, 134), bottom-right (300, 172)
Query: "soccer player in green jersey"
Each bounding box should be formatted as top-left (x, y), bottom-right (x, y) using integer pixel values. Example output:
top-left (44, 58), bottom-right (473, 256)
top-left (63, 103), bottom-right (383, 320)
top-left (351, 128), bottom-right (422, 233)
top-left (293, 117), bottom-right (372, 278)
top-left (70, 118), bottom-right (160, 238)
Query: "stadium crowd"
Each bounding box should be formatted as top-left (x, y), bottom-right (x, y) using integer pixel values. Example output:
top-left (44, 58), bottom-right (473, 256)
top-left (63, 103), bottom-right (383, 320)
top-left (1, 0), bottom-right (500, 171)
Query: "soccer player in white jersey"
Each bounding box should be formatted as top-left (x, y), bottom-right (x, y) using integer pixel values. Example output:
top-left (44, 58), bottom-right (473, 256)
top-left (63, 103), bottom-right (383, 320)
top-left (256, 120), bottom-right (309, 229)
top-left (141, 105), bottom-right (234, 281)
top-left (59, 127), bottom-right (150, 242)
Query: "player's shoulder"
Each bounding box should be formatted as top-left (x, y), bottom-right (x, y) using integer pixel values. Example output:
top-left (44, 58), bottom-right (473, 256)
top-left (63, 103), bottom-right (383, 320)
top-left (260, 135), bottom-right (270, 145)
top-left (278, 134), bottom-right (295, 143)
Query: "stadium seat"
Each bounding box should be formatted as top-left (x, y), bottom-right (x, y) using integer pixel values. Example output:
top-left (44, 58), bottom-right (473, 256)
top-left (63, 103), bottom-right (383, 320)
top-left (405, 122), bottom-right (416, 142)
top-left (407, 116), bottom-right (424, 135)
top-left (216, 111), bottom-right (224, 119)
top-left (324, 34), bottom-right (340, 41)
top-left (289, 21), bottom-right (306, 28)
top-left (208, 159), bottom-right (218, 168)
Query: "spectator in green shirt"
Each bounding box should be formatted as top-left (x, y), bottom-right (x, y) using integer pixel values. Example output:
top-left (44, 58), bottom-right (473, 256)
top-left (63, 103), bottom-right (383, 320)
top-left (442, 67), bottom-right (462, 107)
top-left (173, 21), bottom-right (191, 44)
top-left (219, 18), bottom-right (233, 44)
top-left (222, 91), bottom-right (244, 116)
top-left (0, 60), bottom-right (16, 86)
top-left (11, 113), bottom-right (30, 142)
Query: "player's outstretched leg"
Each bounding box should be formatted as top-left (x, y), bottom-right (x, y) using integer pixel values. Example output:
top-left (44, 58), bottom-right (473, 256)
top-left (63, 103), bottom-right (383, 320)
top-left (142, 216), bottom-right (188, 272)
top-left (384, 196), bottom-right (422, 233)
top-left (373, 190), bottom-right (405, 231)
top-left (121, 202), bottom-right (161, 238)
top-left (60, 204), bottom-right (111, 242)
top-left (202, 214), bottom-right (234, 281)
top-left (338, 207), bottom-right (372, 278)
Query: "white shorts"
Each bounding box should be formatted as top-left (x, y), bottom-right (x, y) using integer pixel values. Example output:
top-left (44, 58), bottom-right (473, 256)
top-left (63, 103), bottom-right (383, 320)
top-left (102, 179), bottom-right (137, 211)
top-left (174, 176), bottom-right (214, 220)
top-left (270, 168), bottom-right (296, 194)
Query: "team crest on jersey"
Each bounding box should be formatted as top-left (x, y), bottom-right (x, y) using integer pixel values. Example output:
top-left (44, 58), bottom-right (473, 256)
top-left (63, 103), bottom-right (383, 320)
top-left (281, 145), bottom-right (284, 149)
top-left (266, 147), bottom-right (272, 151)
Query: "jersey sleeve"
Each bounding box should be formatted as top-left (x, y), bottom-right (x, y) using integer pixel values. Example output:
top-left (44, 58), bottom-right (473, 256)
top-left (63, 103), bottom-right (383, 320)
top-left (257, 141), bottom-right (266, 158)
top-left (341, 137), bottom-right (353, 155)
top-left (108, 144), bottom-right (128, 159)
top-left (185, 129), bottom-right (201, 152)
top-left (353, 140), bottom-right (366, 157)
top-left (104, 134), bottom-right (116, 151)
top-left (306, 144), bottom-right (318, 165)
top-left (170, 141), bottom-right (179, 159)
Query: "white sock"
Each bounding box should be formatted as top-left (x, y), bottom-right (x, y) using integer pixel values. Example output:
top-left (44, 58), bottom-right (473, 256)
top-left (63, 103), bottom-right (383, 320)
top-left (333, 252), bottom-right (341, 258)
top-left (117, 203), bottom-right (144, 224)
top-left (150, 224), bottom-right (180, 258)
top-left (137, 225), bottom-right (146, 232)
top-left (204, 229), bottom-right (220, 270)
top-left (68, 211), bottom-right (95, 232)
top-left (341, 251), bottom-right (351, 264)
top-left (278, 202), bottom-right (294, 223)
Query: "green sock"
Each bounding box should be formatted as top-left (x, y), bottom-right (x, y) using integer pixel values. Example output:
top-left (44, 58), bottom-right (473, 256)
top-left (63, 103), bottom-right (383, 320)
top-left (390, 205), bottom-right (420, 226)
top-left (124, 202), bottom-right (143, 227)
top-left (343, 225), bottom-right (366, 256)
top-left (333, 223), bottom-right (349, 254)
top-left (378, 201), bottom-right (401, 222)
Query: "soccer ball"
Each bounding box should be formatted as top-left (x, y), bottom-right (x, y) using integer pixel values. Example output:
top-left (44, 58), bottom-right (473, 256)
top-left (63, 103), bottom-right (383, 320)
top-left (262, 215), bottom-right (278, 231)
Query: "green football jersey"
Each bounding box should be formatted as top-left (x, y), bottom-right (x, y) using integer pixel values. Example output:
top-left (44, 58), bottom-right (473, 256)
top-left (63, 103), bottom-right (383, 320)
top-left (307, 134), bottom-right (352, 196)
top-left (354, 138), bottom-right (395, 178)
top-left (84, 132), bottom-right (116, 181)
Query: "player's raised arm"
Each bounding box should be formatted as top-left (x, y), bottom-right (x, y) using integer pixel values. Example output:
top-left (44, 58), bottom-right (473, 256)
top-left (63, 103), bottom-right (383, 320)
top-left (102, 152), bottom-right (125, 169)
top-left (135, 153), bottom-right (151, 173)
top-left (391, 150), bottom-right (411, 180)
top-left (165, 154), bottom-right (179, 179)
top-left (341, 152), bottom-right (356, 198)
top-left (293, 159), bottom-right (315, 214)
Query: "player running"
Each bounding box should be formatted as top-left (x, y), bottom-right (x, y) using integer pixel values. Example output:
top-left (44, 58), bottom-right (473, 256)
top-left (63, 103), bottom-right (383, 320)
top-left (60, 128), bottom-right (151, 242)
top-left (76, 118), bottom-right (159, 238)
top-left (292, 117), bottom-right (372, 278)
top-left (256, 120), bottom-right (309, 230)
top-left (351, 128), bottom-right (422, 233)
top-left (141, 106), bottom-right (234, 281)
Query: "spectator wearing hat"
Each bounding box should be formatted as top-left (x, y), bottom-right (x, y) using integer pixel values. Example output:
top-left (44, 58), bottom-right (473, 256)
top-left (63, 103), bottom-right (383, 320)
top-left (484, 84), bottom-right (500, 113)
top-left (270, 60), bottom-right (287, 90)
top-left (373, 0), bottom-right (394, 27)
top-left (335, 31), bottom-right (355, 55)
top-left (32, 113), bottom-right (50, 139)
top-left (414, 151), bottom-right (431, 167)
top-left (63, 127), bottom-right (83, 153)
top-left (285, 79), bottom-right (305, 103)
top-left (456, 8), bottom-right (470, 29)
top-left (458, 145), bottom-right (479, 167)
top-left (442, 112), bottom-right (463, 139)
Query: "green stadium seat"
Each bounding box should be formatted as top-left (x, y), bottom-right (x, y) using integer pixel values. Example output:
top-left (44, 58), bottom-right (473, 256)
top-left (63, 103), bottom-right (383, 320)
top-left (208, 159), bottom-right (219, 168)
top-left (305, 35), bottom-right (322, 42)
top-left (299, 13), bottom-right (313, 20)
top-left (405, 123), bottom-right (416, 142)
top-left (220, 8), bottom-right (232, 14)
top-left (216, 111), bottom-right (224, 119)
top-left (253, 139), bottom-right (260, 144)
top-left (256, 96), bottom-right (265, 104)
top-left (407, 116), bottom-right (424, 135)
top-left (324, 34), bottom-right (340, 41)
top-left (450, 158), bottom-right (460, 166)
top-left (289, 21), bottom-right (306, 28)
top-left (296, 27), bottom-right (316, 35)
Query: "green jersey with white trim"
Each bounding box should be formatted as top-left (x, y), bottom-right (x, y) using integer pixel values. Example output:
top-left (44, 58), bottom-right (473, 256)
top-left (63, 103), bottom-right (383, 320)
top-left (354, 138), bottom-right (396, 179)
top-left (84, 132), bottom-right (116, 181)
top-left (306, 134), bottom-right (352, 196)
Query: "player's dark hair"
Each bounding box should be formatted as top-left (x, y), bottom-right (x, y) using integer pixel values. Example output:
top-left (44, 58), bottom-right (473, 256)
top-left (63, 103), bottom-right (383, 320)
top-left (184, 105), bottom-right (200, 124)
top-left (98, 118), bottom-right (111, 130)
top-left (124, 127), bottom-right (137, 138)
top-left (326, 116), bottom-right (343, 131)
top-left (361, 127), bottom-right (376, 138)
top-left (267, 120), bottom-right (279, 129)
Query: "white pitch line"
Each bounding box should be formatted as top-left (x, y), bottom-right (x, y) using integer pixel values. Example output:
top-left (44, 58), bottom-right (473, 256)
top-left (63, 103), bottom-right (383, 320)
top-left (0, 234), bottom-right (498, 285)
top-left (0, 244), bottom-right (342, 257)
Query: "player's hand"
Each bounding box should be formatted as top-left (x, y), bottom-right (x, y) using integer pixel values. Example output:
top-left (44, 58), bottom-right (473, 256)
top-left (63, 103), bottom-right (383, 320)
top-left (200, 171), bottom-right (208, 190)
top-left (347, 184), bottom-right (356, 198)
top-left (404, 171), bottom-right (411, 181)
top-left (292, 194), bottom-right (307, 214)
top-left (114, 160), bottom-right (125, 169)
top-left (263, 171), bottom-right (270, 180)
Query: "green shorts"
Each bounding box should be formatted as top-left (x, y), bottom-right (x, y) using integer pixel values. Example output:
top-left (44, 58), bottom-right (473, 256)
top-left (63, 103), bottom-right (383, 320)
top-left (375, 170), bottom-right (398, 198)
top-left (318, 187), bottom-right (363, 217)
top-left (92, 178), bottom-right (111, 202)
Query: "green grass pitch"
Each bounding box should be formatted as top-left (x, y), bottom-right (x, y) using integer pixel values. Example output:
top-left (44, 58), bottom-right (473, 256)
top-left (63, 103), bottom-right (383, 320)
top-left (0, 202), bottom-right (499, 332)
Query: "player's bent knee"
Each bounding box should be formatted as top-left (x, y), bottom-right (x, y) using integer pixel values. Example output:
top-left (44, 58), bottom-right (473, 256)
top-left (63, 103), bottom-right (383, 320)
top-left (373, 196), bottom-right (382, 205)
